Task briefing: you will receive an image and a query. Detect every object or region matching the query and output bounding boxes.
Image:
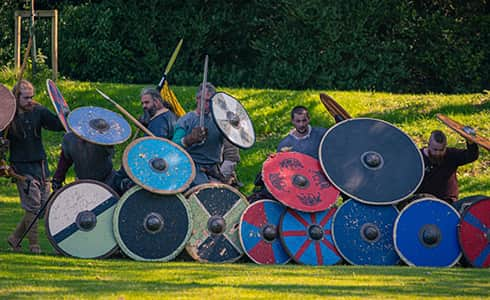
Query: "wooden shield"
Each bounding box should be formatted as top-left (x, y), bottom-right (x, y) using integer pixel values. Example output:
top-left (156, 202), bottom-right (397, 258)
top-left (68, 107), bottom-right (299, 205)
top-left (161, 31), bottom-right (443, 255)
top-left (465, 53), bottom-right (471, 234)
top-left (437, 113), bottom-right (489, 151)
top-left (458, 197), bottom-right (490, 268)
top-left (262, 152), bottom-right (339, 212)
top-left (0, 84), bottom-right (16, 131)
top-left (45, 180), bottom-right (119, 259)
top-left (332, 199), bottom-right (400, 265)
top-left (394, 197), bottom-right (461, 267)
top-left (185, 183), bottom-right (248, 263)
top-left (113, 186), bottom-right (191, 261)
top-left (239, 200), bottom-right (290, 264)
top-left (46, 79), bottom-right (70, 132)
top-left (319, 118), bottom-right (424, 205)
top-left (211, 92), bottom-right (255, 149)
top-left (68, 106), bottom-right (131, 146)
top-left (123, 136), bottom-right (195, 194)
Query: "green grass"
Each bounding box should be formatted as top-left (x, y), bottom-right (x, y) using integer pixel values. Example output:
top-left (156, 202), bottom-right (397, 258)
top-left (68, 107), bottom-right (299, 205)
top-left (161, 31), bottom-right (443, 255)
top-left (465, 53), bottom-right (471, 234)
top-left (0, 80), bottom-right (489, 299)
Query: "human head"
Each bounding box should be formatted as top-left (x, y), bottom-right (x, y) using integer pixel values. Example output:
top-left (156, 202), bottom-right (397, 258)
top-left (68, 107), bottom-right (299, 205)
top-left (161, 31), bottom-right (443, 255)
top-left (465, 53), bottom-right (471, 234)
top-left (12, 79), bottom-right (35, 112)
top-left (195, 82), bottom-right (216, 114)
top-left (140, 87), bottom-right (170, 117)
top-left (427, 130), bottom-right (447, 164)
top-left (290, 105), bottom-right (310, 135)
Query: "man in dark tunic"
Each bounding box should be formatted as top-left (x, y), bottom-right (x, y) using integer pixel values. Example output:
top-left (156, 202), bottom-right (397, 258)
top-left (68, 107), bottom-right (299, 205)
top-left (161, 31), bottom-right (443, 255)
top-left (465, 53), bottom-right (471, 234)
top-left (415, 130), bottom-right (479, 204)
top-left (4, 80), bottom-right (65, 253)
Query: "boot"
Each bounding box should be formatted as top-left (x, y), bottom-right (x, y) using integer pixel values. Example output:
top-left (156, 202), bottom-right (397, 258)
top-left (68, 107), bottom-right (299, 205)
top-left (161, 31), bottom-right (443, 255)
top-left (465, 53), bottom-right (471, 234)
top-left (24, 212), bottom-right (41, 254)
top-left (7, 214), bottom-right (28, 252)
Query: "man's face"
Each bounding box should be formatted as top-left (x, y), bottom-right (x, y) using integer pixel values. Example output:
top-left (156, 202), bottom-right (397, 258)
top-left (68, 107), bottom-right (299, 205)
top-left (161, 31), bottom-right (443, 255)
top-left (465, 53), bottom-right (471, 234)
top-left (196, 89), bottom-right (212, 114)
top-left (18, 88), bottom-right (35, 112)
top-left (427, 139), bottom-right (447, 165)
top-left (292, 112), bottom-right (310, 134)
top-left (141, 94), bottom-right (158, 117)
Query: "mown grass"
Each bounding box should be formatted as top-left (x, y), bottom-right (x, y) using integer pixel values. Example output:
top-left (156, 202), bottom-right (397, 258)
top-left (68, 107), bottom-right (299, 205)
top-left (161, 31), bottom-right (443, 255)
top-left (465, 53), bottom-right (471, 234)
top-left (0, 80), bottom-right (489, 299)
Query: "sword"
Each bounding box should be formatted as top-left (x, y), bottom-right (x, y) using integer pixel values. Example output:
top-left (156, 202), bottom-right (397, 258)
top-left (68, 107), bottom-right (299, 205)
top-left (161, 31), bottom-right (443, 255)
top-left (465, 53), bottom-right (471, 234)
top-left (157, 38), bottom-right (184, 92)
top-left (199, 55), bottom-right (209, 128)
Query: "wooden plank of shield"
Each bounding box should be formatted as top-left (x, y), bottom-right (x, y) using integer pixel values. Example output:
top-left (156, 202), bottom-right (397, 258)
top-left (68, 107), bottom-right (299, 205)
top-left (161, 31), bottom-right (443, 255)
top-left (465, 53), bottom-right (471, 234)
top-left (46, 79), bottom-right (70, 132)
top-left (436, 113), bottom-right (490, 151)
top-left (0, 84), bottom-right (16, 131)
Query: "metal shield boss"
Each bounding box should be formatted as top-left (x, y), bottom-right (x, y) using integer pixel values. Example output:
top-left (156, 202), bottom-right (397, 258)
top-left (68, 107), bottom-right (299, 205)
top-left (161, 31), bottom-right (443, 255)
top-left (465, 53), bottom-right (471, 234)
top-left (123, 136), bottom-right (195, 194)
top-left (262, 152), bottom-right (339, 212)
top-left (46, 79), bottom-right (70, 132)
top-left (113, 186), bottom-right (191, 261)
top-left (320, 118), bottom-right (424, 205)
top-left (458, 197), bottom-right (490, 268)
top-left (211, 92), bottom-right (255, 149)
top-left (68, 106), bottom-right (131, 145)
top-left (0, 84), bottom-right (16, 131)
top-left (185, 183), bottom-right (248, 263)
top-left (279, 207), bottom-right (342, 266)
top-left (45, 180), bottom-right (119, 258)
top-left (332, 199), bottom-right (400, 265)
top-left (394, 197), bottom-right (461, 267)
top-left (239, 200), bottom-right (290, 264)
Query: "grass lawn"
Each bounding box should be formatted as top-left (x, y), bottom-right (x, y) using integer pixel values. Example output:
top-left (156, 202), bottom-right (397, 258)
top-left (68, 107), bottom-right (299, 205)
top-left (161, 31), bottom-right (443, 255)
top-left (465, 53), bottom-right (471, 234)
top-left (0, 80), bottom-right (489, 299)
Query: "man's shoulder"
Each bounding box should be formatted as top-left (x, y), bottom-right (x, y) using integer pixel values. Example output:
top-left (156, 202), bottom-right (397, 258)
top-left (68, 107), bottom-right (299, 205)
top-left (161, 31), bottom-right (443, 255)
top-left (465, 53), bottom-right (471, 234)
top-left (312, 126), bottom-right (327, 135)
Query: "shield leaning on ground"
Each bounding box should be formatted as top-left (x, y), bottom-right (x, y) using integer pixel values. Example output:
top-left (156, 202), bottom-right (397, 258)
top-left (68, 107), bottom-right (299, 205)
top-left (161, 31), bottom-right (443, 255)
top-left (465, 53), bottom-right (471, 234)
top-left (68, 106), bottom-right (132, 145)
top-left (45, 180), bottom-right (119, 258)
top-left (0, 84), bottom-right (16, 131)
top-left (239, 199), bottom-right (290, 264)
top-left (458, 197), bottom-right (490, 268)
top-left (123, 136), bottom-right (195, 194)
top-left (262, 152), bottom-right (340, 212)
top-left (279, 207), bottom-right (342, 266)
top-left (319, 118), bottom-right (424, 205)
top-left (113, 186), bottom-right (191, 261)
top-left (394, 197), bottom-right (461, 267)
top-left (332, 199), bottom-right (400, 265)
top-left (185, 183), bottom-right (248, 263)
top-left (46, 79), bottom-right (70, 132)
top-left (210, 92), bottom-right (255, 149)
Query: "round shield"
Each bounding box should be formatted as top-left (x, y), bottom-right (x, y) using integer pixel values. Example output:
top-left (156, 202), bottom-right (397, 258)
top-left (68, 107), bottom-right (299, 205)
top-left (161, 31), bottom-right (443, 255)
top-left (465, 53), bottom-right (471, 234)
top-left (185, 183), bottom-right (248, 263)
top-left (211, 92), bottom-right (255, 149)
top-left (113, 186), bottom-right (191, 261)
top-left (0, 84), bottom-right (16, 131)
top-left (332, 199), bottom-right (400, 265)
top-left (458, 197), bottom-right (490, 268)
top-left (279, 207), bottom-right (342, 265)
top-left (239, 199), bottom-right (290, 264)
top-left (46, 79), bottom-right (70, 132)
top-left (453, 195), bottom-right (489, 214)
top-left (394, 198), bottom-right (461, 267)
top-left (45, 180), bottom-right (119, 258)
top-left (68, 106), bottom-right (131, 145)
top-left (123, 136), bottom-right (195, 194)
top-left (262, 152), bottom-right (339, 212)
top-left (319, 118), bottom-right (424, 205)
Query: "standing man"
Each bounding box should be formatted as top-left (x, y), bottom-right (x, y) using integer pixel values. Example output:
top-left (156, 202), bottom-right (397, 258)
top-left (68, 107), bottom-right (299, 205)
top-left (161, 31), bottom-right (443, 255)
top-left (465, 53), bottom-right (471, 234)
top-left (4, 79), bottom-right (65, 253)
top-left (415, 130), bottom-right (479, 204)
top-left (172, 82), bottom-right (225, 186)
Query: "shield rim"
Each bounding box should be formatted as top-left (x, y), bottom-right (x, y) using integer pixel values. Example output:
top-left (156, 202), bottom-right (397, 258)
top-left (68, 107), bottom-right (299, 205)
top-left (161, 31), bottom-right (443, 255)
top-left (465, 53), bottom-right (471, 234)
top-left (331, 199), bottom-right (400, 266)
top-left (458, 197), bottom-right (490, 268)
top-left (210, 92), bottom-right (256, 149)
top-left (112, 185), bottom-right (192, 262)
top-left (0, 84), bottom-right (16, 131)
top-left (46, 79), bottom-right (70, 132)
top-left (67, 106), bottom-right (132, 146)
top-left (319, 117), bottom-right (425, 205)
top-left (45, 179), bottom-right (120, 259)
top-left (393, 197), bottom-right (462, 267)
top-left (239, 199), bottom-right (291, 265)
top-left (122, 136), bottom-right (196, 194)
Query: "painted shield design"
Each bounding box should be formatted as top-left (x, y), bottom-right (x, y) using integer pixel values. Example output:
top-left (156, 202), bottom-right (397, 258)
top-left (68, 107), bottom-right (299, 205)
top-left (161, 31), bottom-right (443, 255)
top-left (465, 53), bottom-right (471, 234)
top-left (394, 198), bottom-right (461, 267)
top-left (279, 207), bottom-right (342, 265)
top-left (239, 199), bottom-right (290, 264)
top-left (0, 84), bottom-right (16, 131)
top-left (46, 79), bottom-right (70, 132)
top-left (113, 186), bottom-right (191, 261)
top-left (211, 92), bottom-right (255, 149)
top-left (319, 118), bottom-right (424, 205)
top-left (185, 183), bottom-right (248, 263)
top-left (262, 152), bottom-right (339, 212)
top-left (332, 199), bottom-right (400, 265)
top-left (453, 195), bottom-right (489, 214)
top-left (458, 197), bottom-right (490, 268)
top-left (45, 180), bottom-right (119, 258)
top-left (68, 106), bottom-right (131, 145)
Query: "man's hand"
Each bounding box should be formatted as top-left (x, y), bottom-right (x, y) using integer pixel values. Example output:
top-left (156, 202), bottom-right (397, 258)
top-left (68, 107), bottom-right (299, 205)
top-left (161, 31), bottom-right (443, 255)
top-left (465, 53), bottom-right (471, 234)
top-left (183, 127), bottom-right (208, 146)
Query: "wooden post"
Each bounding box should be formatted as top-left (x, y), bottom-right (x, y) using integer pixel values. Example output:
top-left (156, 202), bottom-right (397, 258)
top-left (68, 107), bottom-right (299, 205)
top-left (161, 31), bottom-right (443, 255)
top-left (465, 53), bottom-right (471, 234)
top-left (51, 9), bottom-right (58, 80)
top-left (14, 14), bottom-right (22, 70)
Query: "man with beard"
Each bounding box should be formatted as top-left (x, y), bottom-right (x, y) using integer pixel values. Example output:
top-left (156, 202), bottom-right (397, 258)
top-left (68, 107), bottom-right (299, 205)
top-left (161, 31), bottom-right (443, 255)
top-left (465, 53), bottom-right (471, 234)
top-left (415, 130), bottom-right (479, 203)
top-left (3, 80), bottom-right (65, 253)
